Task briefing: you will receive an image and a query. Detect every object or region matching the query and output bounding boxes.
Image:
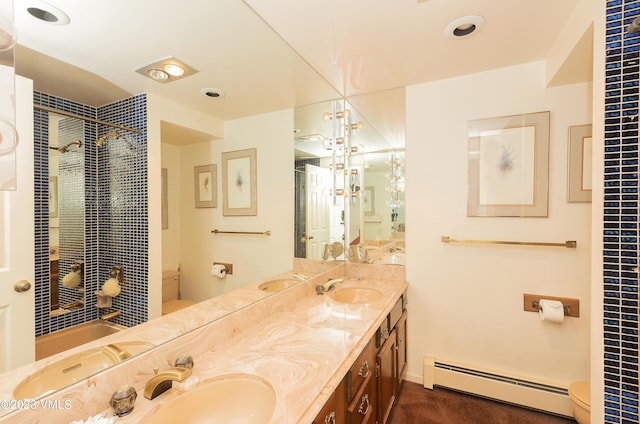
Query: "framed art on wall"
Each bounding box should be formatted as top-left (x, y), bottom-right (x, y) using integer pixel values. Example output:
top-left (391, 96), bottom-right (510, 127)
top-left (222, 148), bottom-right (257, 216)
top-left (567, 124), bottom-right (592, 203)
top-left (194, 164), bottom-right (217, 208)
top-left (467, 111), bottom-right (550, 217)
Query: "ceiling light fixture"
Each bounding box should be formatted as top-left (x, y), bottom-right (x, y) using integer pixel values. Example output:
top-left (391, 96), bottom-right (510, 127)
top-left (163, 63), bottom-right (185, 77)
top-left (147, 68), bottom-right (169, 81)
top-left (26, 0), bottom-right (70, 25)
top-left (444, 15), bottom-right (485, 39)
top-left (200, 88), bottom-right (225, 98)
top-left (136, 56), bottom-right (197, 83)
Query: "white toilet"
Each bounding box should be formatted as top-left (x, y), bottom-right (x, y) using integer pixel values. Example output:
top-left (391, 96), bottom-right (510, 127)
top-left (162, 270), bottom-right (196, 315)
top-left (568, 381), bottom-right (590, 424)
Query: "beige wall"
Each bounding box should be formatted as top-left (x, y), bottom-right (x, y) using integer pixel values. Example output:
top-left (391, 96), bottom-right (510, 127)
top-left (161, 109), bottom-right (295, 302)
top-left (405, 61), bottom-right (592, 386)
top-left (148, 93), bottom-right (225, 318)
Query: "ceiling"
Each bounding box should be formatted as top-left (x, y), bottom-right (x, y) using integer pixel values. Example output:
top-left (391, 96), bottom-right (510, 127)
top-left (12, 0), bottom-right (588, 147)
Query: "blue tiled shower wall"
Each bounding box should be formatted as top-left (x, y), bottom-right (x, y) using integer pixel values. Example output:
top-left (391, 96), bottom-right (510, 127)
top-left (34, 92), bottom-right (148, 337)
top-left (604, 2), bottom-right (640, 423)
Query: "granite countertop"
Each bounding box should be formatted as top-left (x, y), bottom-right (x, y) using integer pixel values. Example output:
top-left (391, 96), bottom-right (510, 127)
top-left (0, 263), bottom-right (406, 423)
top-left (121, 275), bottom-right (407, 423)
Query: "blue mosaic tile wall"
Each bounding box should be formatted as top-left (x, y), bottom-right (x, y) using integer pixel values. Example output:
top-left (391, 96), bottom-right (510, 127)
top-left (34, 92), bottom-right (98, 336)
top-left (34, 92), bottom-right (148, 337)
top-left (96, 95), bottom-right (148, 327)
top-left (57, 117), bottom-right (86, 309)
top-left (604, 2), bottom-right (640, 423)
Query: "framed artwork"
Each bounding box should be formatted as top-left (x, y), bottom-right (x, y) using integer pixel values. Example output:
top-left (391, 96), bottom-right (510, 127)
top-left (467, 111), bottom-right (550, 217)
top-left (222, 148), bottom-right (257, 216)
top-left (567, 124), bottom-right (592, 203)
top-left (364, 186), bottom-right (375, 216)
top-left (194, 164), bottom-right (217, 208)
top-left (49, 176), bottom-right (58, 218)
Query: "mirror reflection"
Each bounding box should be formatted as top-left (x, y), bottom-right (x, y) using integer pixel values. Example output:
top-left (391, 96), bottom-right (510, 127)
top-left (47, 113), bottom-right (86, 315)
top-left (294, 95), bottom-right (406, 263)
top-left (3, 0), bottom-right (403, 405)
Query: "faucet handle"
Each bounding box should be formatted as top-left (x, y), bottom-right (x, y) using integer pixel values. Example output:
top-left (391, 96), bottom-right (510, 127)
top-left (174, 355), bottom-right (194, 370)
top-left (110, 385), bottom-right (137, 417)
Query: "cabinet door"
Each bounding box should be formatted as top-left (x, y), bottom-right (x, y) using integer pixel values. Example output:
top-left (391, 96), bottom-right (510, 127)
top-left (377, 328), bottom-right (397, 424)
top-left (313, 377), bottom-right (347, 424)
top-left (396, 311), bottom-right (408, 389)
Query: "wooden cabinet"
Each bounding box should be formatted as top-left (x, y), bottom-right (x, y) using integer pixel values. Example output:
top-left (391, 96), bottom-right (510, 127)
top-left (396, 311), bottom-right (408, 388)
top-left (346, 339), bottom-right (377, 424)
top-left (313, 376), bottom-right (347, 424)
top-left (315, 290), bottom-right (408, 424)
top-left (376, 292), bottom-right (408, 424)
top-left (346, 372), bottom-right (375, 424)
top-left (377, 328), bottom-right (397, 424)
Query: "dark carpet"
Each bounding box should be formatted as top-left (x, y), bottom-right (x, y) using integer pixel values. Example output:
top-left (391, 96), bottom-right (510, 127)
top-left (388, 382), bottom-right (577, 424)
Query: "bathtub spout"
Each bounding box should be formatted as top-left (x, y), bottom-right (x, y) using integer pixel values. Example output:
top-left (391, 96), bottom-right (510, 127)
top-left (101, 310), bottom-right (121, 321)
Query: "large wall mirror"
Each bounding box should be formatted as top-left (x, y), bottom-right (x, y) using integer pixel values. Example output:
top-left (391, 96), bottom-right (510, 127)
top-left (2, 0), bottom-right (404, 407)
top-left (47, 113), bottom-right (86, 313)
top-left (294, 92), bottom-right (405, 263)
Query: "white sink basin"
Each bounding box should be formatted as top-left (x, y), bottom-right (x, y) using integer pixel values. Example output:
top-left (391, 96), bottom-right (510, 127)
top-left (142, 373), bottom-right (276, 424)
top-left (13, 341), bottom-right (153, 399)
top-left (330, 287), bottom-right (384, 304)
top-left (258, 278), bottom-right (299, 292)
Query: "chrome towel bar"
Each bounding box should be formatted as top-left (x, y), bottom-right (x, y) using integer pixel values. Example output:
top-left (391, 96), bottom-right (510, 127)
top-left (212, 229), bottom-right (271, 236)
top-left (441, 236), bottom-right (576, 248)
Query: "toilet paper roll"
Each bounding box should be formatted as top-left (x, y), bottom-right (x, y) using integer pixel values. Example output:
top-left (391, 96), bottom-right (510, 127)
top-left (538, 299), bottom-right (565, 323)
top-left (210, 264), bottom-right (227, 279)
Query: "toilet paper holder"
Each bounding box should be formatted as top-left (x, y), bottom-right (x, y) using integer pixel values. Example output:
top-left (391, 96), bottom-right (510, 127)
top-left (532, 300), bottom-right (571, 315)
top-left (523, 294), bottom-right (580, 317)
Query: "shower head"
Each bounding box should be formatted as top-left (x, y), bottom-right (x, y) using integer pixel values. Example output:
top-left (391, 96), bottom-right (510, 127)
top-left (57, 140), bottom-right (82, 153)
top-left (96, 132), bottom-right (120, 147)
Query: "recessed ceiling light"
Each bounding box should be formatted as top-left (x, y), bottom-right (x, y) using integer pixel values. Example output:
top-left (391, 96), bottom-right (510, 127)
top-left (163, 63), bottom-right (185, 77)
top-left (147, 68), bottom-right (169, 81)
top-left (200, 88), bottom-right (225, 98)
top-left (135, 56), bottom-right (197, 83)
top-left (444, 15), bottom-right (485, 39)
top-left (26, 0), bottom-right (70, 25)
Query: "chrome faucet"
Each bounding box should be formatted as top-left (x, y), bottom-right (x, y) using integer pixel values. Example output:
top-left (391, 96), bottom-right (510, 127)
top-left (144, 355), bottom-right (194, 400)
top-left (315, 278), bottom-right (344, 295)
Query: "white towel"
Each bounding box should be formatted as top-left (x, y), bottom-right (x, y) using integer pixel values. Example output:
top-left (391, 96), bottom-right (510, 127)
top-left (68, 413), bottom-right (116, 424)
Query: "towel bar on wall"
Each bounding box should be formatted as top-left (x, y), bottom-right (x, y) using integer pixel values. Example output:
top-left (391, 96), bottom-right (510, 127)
top-left (440, 236), bottom-right (577, 248)
top-left (211, 229), bottom-right (272, 236)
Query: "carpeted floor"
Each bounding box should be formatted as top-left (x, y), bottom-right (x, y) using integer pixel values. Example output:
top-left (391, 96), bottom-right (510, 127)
top-left (388, 381), bottom-right (577, 424)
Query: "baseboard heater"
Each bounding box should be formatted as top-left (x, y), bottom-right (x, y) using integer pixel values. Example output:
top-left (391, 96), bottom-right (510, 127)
top-left (423, 357), bottom-right (573, 418)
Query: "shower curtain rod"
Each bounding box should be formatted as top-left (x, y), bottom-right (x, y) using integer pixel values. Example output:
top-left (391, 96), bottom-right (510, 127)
top-left (34, 105), bottom-right (144, 134)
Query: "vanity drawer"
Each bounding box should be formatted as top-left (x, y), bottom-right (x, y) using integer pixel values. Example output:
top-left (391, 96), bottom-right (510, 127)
top-left (347, 338), bottom-right (376, 401)
top-left (346, 373), bottom-right (375, 424)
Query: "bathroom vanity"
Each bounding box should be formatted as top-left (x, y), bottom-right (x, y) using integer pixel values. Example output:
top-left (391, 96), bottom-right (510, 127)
top-left (0, 262), bottom-right (407, 423)
top-left (313, 291), bottom-right (408, 424)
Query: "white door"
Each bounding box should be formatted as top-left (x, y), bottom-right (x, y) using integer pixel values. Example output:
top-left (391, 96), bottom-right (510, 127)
top-left (305, 164), bottom-right (330, 260)
top-left (0, 76), bottom-right (35, 372)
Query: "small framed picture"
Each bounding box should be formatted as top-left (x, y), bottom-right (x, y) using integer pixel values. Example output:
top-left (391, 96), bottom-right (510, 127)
top-left (567, 124), bottom-right (592, 203)
top-left (222, 148), bottom-right (257, 216)
top-left (194, 164), bottom-right (217, 208)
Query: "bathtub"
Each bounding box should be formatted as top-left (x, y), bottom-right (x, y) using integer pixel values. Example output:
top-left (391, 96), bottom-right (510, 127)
top-left (35, 320), bottom-right (126, 360)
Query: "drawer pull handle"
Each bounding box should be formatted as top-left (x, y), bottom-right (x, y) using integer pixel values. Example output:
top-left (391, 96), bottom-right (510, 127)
top-left (324, 411), bottom-right (336, 424)
top-left (358, 394), bottom-right (371, 415)
top-left (358, 360), bottom-right (370, 378)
